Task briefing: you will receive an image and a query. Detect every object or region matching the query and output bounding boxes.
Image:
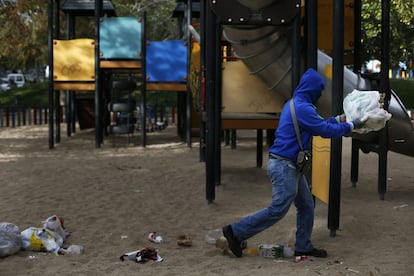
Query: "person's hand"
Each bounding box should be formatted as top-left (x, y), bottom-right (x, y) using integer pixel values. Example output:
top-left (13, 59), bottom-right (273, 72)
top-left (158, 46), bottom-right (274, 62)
top-left (335, 113), bottom-right (346, 123)
top-left (352, 116), bottom-right (369, 129)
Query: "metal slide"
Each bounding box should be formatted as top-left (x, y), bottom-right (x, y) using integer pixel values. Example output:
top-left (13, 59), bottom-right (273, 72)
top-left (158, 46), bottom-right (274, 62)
top-left (220, 4), bottom-right (414, 158)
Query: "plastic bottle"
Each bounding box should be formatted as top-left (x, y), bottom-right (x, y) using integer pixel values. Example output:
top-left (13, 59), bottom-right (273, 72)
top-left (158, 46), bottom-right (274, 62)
top-left (148, 232), bottom-right (163, 244)
top-left (205, 229), bottom-right (222, 244)
top-left (63, 245), bottom-right (84, 255)
top-left (283, 244), bottom-right (295, 258)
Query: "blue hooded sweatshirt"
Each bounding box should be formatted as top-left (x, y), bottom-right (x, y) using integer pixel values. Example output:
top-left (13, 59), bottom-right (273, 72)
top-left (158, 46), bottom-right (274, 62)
top-left (269, 68), bottom-right (352, 162)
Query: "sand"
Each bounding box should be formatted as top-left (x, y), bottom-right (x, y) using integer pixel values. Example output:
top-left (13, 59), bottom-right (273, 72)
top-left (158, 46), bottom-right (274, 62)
top-left (0, 125), bottom-right (413, 276)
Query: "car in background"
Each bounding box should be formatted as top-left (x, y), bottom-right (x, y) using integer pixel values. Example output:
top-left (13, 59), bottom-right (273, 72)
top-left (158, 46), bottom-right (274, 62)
top-left (1, 78), bottom-right (10, 91)
top-left (7, 73), bottom-right (25, 88)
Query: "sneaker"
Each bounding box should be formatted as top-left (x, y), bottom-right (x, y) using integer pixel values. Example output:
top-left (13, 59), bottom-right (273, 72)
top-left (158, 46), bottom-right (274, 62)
top-left (222, 225), bottom-right (242, 257)
top-left (294, 248), bottom-right (328, 258)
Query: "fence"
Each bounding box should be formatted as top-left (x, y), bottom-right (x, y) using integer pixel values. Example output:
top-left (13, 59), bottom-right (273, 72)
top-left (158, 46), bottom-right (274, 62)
top-left (0, 105), bottom-right (175, 129)
top-left (0, 105), bottom-right (56, 128)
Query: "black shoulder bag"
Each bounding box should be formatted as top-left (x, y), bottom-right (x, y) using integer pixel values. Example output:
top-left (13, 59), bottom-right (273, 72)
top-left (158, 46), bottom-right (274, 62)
top-left (289, 99), bottom-right (312, 174)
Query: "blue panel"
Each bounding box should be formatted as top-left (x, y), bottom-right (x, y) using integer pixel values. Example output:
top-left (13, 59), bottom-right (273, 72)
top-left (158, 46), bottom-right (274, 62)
top-left (100, 17), bottom-right (142, 59)
top-left (146, 40), bottom-right (188, 83)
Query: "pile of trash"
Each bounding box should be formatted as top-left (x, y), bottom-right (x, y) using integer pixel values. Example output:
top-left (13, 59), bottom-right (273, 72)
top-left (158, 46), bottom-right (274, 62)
top-left (0, 215), bottom-right (83, 258)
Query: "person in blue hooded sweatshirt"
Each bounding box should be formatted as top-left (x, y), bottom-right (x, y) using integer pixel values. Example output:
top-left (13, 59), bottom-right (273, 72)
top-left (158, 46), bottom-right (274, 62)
top-left (222, 68), bottom-right (367, 258)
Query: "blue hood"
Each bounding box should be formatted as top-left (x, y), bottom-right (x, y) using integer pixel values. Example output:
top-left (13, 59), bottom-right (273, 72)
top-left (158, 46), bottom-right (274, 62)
top-left (269, 68), bottom-right (352, 162)
top-left (293, 68), bottom-right (325, 104)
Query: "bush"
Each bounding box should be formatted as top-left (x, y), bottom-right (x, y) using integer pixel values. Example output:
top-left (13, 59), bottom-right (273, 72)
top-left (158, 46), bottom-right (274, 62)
top-left (390, 79), bottom-right (414, 109)
top-left (0, 82), bottom-right (48, 106)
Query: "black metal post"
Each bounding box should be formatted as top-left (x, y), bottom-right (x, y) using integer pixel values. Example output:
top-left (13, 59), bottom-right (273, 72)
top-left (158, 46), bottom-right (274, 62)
top-left (199, 0), bottom-right (207, 162)
top-left (378, 0), bottom-right (390, 200)
top-left (231, 129), bottom-right (236, 149)
top-left (256, 129), bottom-right (263, 168)
top-left (186, 0), bottom-right (193, 148)
top-left (350, 0), bottom-right (362, 187)
top-left (48, 0), bottom-right (54, 149)
top-left (205, 1), bottom-right (217, 203)
top-left (94, 0), bottom-right (102, 148)
top-left (66, 12), bottom-right (74, 138)
top-left (213, 22), bottom-right (222, 187)
top-left (54, 0), bottom-right (60, 144)
top-left (306, 0), bottom-right (318, 69)
top-left (141, 12), bottom-right (147, 147)
top-left (328, 0), bottom-right (344, 237)
top-left (292, 12), bottom-right (302, 88)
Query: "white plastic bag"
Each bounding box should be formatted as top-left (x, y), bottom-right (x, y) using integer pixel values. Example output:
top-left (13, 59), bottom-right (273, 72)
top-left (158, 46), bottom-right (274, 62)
top-left (42, 215), bottom-right (69, 241)
top-left (0, 222), bottom-right (21, 257)
top-left (343, 90), bottom-right (392, 134)
top-left (20, 227), bottom-right (63, 253)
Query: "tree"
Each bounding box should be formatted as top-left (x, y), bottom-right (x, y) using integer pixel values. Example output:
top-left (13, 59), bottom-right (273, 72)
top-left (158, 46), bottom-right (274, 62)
top-left (0, 0), bottom-right (177, 72)
top-left (361, 0), bottom-right (414, 67)
top-left (1, 0), bottom-right (412, 73)
top-left (114, 0), bottom-right (177, 40)
top-left (0, 0), bottom-right (48, 71)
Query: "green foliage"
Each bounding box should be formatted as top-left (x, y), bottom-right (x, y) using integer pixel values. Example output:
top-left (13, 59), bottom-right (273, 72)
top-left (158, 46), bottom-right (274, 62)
top-left (0, 82), bottom-right (177, 107)
top-left (1, 0), bottom-right (412, 77)
top-left (361, 0), bottom-right (414, 66)
top-left (0, 82), bottom-right (48, 106)
top-left (390, 79), bottom-right (414, 109)
top-left (114, 0), bottom-right (178, 40)
top-left (0, 0), bottom-right (48, 70)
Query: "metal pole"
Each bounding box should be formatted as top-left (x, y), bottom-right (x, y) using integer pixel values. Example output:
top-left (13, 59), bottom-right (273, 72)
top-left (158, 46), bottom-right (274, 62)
top-left (377, 0), bottom-right (390, 200)
top-left (186, 0), bottom-right (193, 148)
top-left (199, 0), bottom-right (207, 162)
top-left (66, 12), bottom-right (75, 138)
top-left (140, 12), bottom-right (147, 147)
top-left (328, 0), bottom-right (344, 237)
top-left (94, 0), bottom-right (102, 148)
top-left (48, 0), bottom-right (54, 149)
top-left (205, 1), bottom-right (217, 203)
top-left (213, 22), bottom-right (222, 187)
top-left (54, 0), bottom-right (61, 144)
top-left (292, 14), bottom-right (302, 89)
top-left (305, 0), bottom-right (318, 69)
top-left (350, 0), bottom-right (362, 187)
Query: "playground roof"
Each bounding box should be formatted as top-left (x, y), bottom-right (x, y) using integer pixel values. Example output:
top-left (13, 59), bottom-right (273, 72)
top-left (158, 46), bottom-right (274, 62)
top-left (61, 0), bottom-right (116, 17)
top-left (173, 1), bottom-right (200, 18)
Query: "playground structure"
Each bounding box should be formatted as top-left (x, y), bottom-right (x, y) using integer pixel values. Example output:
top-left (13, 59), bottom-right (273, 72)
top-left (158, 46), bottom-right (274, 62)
top-left (45, 0), bottom-right (413, 235)
top-left (47, 0), bottom-right (191, 148)
top-left (189, 0), bottom-right (414, 236)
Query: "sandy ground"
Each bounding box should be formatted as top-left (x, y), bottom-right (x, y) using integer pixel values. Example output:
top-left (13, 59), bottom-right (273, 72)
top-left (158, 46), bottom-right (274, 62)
top-left (0, 124), bottom-right (413, 276)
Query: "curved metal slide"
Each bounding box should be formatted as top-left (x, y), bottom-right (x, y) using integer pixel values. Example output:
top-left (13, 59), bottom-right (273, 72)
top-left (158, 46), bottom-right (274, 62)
top-left (220, 2), bottom-right (414, 158)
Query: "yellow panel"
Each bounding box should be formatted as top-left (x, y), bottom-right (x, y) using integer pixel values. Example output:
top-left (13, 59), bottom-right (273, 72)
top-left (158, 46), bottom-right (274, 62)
top-left (311, 136), bottom-right (331, 204)
top-left (190, 42), bottom-right (201, 108)
top-left (53, 82), bottom-right (95, 91)
top-left (53, 39), bottom-right (95, 81)
top-left (222, 61), bottom-right (284, 113)
top-left (318, 0), bottom-right (355, 53)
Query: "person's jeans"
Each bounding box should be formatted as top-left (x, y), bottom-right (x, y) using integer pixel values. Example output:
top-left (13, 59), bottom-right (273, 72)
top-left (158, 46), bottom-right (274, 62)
top-left (231, 157), bottom-right (315, 252)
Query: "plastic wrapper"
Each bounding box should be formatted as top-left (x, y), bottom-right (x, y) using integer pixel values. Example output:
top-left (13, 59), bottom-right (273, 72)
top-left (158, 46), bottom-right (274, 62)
top-left (42, 215), bottom-right (69, 241)
top-left (120, 247), bottom-right (163, 263)
top-left (343, 90), bottom-right (392, 134)
top-left (20, 227), bottom-right (63, 254)
top-left (0, 222), bottom-right (22, 257)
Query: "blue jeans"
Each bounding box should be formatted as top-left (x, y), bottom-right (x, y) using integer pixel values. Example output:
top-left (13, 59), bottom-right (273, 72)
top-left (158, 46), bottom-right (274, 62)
top-left (231, 157), bottom-right (315, 252)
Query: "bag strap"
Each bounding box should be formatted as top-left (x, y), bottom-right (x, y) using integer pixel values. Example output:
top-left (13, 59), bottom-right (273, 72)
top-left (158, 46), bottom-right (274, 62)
top-left (289, 99), bottom-right (304, 150)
